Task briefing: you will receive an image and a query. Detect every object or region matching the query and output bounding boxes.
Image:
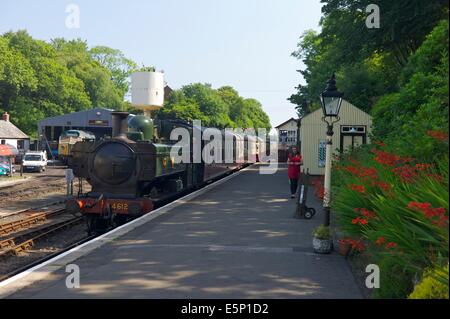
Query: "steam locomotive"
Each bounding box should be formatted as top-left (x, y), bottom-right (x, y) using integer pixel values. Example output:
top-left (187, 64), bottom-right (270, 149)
top-left (66, 111), bottom-right (262, 234)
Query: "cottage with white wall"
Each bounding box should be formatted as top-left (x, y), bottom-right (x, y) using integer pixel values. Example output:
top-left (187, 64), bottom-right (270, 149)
top-left (0, 112), bottom-right (30, 152)
top-left (275, 117), bottom-right (299, 149)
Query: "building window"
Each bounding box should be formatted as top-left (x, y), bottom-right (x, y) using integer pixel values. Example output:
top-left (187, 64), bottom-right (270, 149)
top-left (279, 130), bottom-right (287, 143)
top-left (1, 140), bottom-right (5, 145)
top-left (318, 139), bottom-right (326, 167)
top-left (17, 140), bottom-right (25, 149)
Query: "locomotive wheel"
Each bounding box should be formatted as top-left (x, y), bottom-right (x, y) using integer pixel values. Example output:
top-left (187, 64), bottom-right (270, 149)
top-left (86, 215), bottom-right (109, 236)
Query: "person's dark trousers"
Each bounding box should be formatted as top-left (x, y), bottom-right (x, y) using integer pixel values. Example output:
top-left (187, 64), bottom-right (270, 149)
top-left (289, 178), bottom-right (298, 195)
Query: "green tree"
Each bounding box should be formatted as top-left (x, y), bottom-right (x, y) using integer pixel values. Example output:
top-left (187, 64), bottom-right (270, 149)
top-left (51, 38), bottom-right (123, 109)
top-left (0, 35), bottom-right (37, 111)
top-left (372, 20), bottom-right (449, 162)
top-left (180, 83), bottom-right (234, 128)
top-left (159, 84), bottom-right (271, 130)
top-left (1, 31), bottom-right (92, 136)
top-left (158, 90), bottom-right (207, 123)
top-left (288, 0), bottom-right (448, 113)
top-left (89, 45), bottom-right (137, 98)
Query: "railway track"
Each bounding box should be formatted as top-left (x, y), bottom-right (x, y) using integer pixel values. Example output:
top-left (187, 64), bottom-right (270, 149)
top-left (0, 166), bottom-right (248, 283)
top-left (0, 174), bottom-right (63, 189)
top-left (0, 205), bottom-right (89, 283)
top-left (0, 233), bottom-right (95, 282)
top-left (0, 215), bottom-right (83, 258)
top-left (0, 206), bottom-right (66, 230)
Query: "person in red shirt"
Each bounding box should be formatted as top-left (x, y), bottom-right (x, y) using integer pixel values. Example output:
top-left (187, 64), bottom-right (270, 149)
top-left (287, 146), bottom-right (303, 198)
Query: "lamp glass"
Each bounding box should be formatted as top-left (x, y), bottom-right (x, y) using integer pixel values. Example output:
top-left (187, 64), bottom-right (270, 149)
top-left (321, 96), bottom-right (342, 117)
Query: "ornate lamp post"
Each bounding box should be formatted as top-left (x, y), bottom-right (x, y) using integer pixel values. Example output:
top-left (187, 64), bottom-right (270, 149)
top-left (320, 73), bottom-right (343, 226)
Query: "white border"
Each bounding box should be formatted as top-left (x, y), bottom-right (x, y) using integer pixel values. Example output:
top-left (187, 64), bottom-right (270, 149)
top-left (0, 164), bottom-right (253, 298)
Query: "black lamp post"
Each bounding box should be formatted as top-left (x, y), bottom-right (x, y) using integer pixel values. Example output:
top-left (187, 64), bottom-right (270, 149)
top-left (320, 73), bottom-right (343, 226)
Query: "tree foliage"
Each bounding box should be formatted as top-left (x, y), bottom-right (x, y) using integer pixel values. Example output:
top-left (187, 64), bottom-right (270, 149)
top-left (306, 3), bottom-right (449, 299)
top-left (1, 31), bottom-right (270, 137)
top-left (89, 45), bottom-right (137, 98)
top-left (372, 20), bottom-right (449, 162)
top-left (0, 31), bottom-right (136, 137)
top-left (158, 83), bottom-right (271, 130)
top-left (289, 0), bottom-right (448, 116)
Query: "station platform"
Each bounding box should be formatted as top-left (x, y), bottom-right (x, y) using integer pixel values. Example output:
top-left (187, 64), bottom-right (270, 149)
top-left (1, 164), bottom-right (362, 299)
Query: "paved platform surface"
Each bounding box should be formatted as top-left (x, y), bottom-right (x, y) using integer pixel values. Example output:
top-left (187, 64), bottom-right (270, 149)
top-left (5, 164), bottom-right (362, 298)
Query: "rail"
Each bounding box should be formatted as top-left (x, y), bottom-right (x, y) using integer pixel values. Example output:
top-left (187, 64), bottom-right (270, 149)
top-left (0, 208), bottom-right (66, 236)
top-left (0, 214), bottom-right (83, 257)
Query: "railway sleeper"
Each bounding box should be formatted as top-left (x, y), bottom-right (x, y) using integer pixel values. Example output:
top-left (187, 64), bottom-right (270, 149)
top-left (0, 238), bottom-right (15, 249)
top-left (0, 217), bottom-right (82, 258)
top-left (0, 211), bottom-right (64, 236)
top-left (13, 239), bottom-right (34, 255)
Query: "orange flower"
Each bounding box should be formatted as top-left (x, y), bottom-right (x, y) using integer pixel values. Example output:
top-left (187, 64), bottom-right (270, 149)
top-left (407, 202), bottom-right (448, 228)
top-left (374, 140), bottom-right (386, 147)
top-left (360, 208), bottom-right (376, 219)
top-left (427, 130), bottom-right (448, 141)
top-left (351, 216), bottom-right (369, 226)
top-left (385, 242), bottom-right (398, 250)
top-left (350, 184), bottom-right (366, 193)
top-left (415, 163), bottom-right (431, 171)
top-left (378, 182), bottom-right (391, 191)
top-left (392, 165), bottom-right (418, 183)
top-left (373, 150), bottom-right (401, 166)
top-left (375, 236), bottom-right (386, 246)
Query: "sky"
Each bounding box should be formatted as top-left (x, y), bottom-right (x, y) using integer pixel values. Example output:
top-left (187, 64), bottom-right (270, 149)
top-left (0, 0), bottom-right (323, 128)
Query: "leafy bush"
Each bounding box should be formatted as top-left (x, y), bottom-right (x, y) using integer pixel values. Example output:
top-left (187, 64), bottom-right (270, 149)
top-left (313, 225), bottom-right (331, 240)
top-left (372, 256), bottom-right (415, 299)
top-left (371, 20), bottom-right (449, 163)
top-left (409, 264), bottom-right (449, 299)
top-left (332, 140), bottom-right (448, 298)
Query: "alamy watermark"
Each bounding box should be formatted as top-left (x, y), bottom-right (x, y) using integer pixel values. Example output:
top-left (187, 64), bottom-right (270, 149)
top-left (65, 264), bottom-right (80, 288)
top-left (65, 4), bottom-right (80, 29)
top-left (168, 120), bottom-right (280, 174)
top-left (365, 4), bottom-right (380, 29)
top-left (365, 264), bottom-right (380, 289)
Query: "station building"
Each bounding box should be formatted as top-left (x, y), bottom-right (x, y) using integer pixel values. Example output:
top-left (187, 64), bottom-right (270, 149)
top-left (299, 99), bottom-right (372, 175)
top-left (37, 107), bottom-right (114, 142)
top-left (0, 112), bottom-right (30, 153)
top-left (274, 118), bottom-right (299, 162)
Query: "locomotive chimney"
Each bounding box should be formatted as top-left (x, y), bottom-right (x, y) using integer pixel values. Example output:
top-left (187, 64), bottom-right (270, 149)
top-left (111, 111), bottom-right (129, 138)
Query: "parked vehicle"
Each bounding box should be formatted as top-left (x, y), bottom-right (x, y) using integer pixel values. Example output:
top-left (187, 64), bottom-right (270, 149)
top-left (22, 151), bottom-right (48, 172)
top-left (0, 165), bottom-right (8, 176)
top-left (0, 162), bottom-right (15, 174)
top-left (58, 130), bottom-right (95, 164)
top-left (0, 157), bottom-right (15, 176)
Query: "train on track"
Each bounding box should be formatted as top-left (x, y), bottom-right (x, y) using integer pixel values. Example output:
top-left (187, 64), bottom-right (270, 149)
top-left (58, 130), bottom-right (96, 164)
top-left (66, 111), bottom-right (265, 234)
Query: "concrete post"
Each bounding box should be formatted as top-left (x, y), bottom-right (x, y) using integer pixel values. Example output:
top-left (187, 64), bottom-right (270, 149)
top-left (323, 126), bottom-right (333, 226)
top-left (8, 157), bottom-right (13, 177)
top-left (65, 168), bottom-right (74, 197)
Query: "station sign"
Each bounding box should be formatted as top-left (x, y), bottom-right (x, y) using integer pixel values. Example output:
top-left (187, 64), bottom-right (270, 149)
top-left (88, 120), bottom-right (109, 126)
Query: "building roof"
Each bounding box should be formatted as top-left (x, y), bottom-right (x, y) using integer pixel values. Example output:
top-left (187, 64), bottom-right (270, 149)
top-left (37, 107), bottom-right (115, 131)
top-left (275, 118), bottom-right (298, 129)
top-left (299, 99), bottom-right (371, 122)
top-left (0, 120), bottom-right (29, 139)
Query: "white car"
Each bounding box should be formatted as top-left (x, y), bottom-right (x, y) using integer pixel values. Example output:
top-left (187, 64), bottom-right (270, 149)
top-left (22, 151), bottom-right (48, 173)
